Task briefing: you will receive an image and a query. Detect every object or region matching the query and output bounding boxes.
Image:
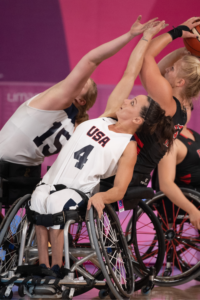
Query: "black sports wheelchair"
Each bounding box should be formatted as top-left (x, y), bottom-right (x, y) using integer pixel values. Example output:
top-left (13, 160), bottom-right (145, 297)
top-left (0, 165), bottom-right (166, 299)
top-left (141, 169), bottom-right (200, 288)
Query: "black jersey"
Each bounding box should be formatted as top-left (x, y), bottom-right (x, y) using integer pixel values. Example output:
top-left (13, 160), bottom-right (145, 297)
top-left (133, 97), bottom-right (187, 175)
top-left (175, 129), bottom-right (200, 188)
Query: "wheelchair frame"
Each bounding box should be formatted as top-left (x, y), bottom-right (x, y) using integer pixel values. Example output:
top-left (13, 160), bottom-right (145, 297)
top-left (144, 188), bottom-right (200, 287)
top-left (0, 195), bottom-right (134, 299)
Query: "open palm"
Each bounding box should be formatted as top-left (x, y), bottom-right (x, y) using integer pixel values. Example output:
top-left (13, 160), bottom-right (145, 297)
top-left (130, 15), bottom-right (159, 36)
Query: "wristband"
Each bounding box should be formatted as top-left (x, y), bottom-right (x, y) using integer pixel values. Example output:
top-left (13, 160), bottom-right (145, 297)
top-left (168, 25), bottom-right (190, 40)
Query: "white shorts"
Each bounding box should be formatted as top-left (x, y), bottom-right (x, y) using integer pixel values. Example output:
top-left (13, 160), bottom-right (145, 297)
top-left (30, 184), bottom-right (87, 229)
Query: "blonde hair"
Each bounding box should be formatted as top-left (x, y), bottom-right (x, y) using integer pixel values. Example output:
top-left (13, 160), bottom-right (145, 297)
top-left (178, 55), bottom-right (200, 100)
top-left (75, 78), bottom-right (97, 124)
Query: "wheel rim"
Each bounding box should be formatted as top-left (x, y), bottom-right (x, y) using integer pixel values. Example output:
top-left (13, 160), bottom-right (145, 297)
top-left (95, 206), bottom-right (134, 297)
top-left (0, 202), bottom-right (29, 275)
top-left (123, 203), bottom-right (164, 283)
top-left (146, 191), bottom-right (200, 282)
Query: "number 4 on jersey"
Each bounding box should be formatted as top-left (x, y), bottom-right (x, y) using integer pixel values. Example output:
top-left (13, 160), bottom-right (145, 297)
top-left (74, 145), bottom-right (94, 169)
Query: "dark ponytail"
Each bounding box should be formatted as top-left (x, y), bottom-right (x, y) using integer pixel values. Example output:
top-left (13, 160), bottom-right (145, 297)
top-left (139, 97), bottom-right (175, 151)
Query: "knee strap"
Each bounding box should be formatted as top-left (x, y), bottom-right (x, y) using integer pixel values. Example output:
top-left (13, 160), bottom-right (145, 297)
top-left (27, 207), bottom-right (85, 227)
top-left (26, 186), bottom-right (88, 227)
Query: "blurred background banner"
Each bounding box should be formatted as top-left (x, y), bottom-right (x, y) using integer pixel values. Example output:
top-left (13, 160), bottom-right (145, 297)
top-left (0, 0), bottom-right (199, 170)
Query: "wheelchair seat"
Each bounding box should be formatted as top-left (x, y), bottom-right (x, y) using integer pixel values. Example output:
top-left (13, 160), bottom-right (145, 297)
top-left (124, 187), bottom-right (154, 210)
top-left (100, 179), bottom-right (154, 210)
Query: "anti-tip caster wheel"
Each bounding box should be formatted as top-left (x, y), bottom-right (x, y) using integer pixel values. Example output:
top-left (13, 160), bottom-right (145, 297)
top-left (141, 286), bottom-right (151, 295)
top-left (99, 289), bottom-right (108, 299)
top-left (163, 269), bottom-right (172, 277)
top-left (0, 287), bottom-right (13, 299)
top-left (62, 289), bottom-right (70, 299)
top-left (18, 284), bottom-right (25, 297)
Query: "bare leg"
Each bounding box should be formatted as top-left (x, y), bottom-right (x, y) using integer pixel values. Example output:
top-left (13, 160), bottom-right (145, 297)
top-left (35, 225), bottom-right (50, 268)
top-left (49, 228), bottom-right (64, 268)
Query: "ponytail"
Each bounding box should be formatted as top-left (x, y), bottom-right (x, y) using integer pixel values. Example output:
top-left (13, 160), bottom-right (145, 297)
top-left (179, 55), bottom-right (200, 100)
top-left (75, 78), bottom-right (97, 125)
top-left (139, 97), bottom-right (175, 151)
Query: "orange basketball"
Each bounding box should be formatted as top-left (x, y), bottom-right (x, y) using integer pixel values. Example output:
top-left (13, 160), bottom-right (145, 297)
top-left (183, 24), bottom-right (200, 57)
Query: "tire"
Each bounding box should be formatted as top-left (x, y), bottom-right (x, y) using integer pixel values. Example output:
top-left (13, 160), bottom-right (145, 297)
top-left (125, 200), bottom-right (165, 291)
top-left (145, 188), bottom-right (200, 286)
top-left (0, 194), bottom-right (32, 276)
top-left (0, 287), bottom-right (13, 299)
top-left (67, 220), bottom-right (104, 297)
top-left (89, 204), bottom-right (134, 299)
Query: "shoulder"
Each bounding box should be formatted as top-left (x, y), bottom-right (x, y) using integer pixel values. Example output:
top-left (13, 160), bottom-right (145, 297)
top-left (122, 140), bottom-right (137, 161)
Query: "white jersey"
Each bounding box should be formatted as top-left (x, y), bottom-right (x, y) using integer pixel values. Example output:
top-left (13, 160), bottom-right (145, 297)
top-left (0, 95), bottom-right (78, 166)
top-left (42, 117), bottom-right (135, 196)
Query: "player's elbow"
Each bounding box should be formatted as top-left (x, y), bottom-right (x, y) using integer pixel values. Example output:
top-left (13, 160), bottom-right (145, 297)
top-left (123, 70), bottom-right (136, 83)
top-left (85, 51), bottom-right (102, 66)
top-left (115, 186), bottom-right (127, 200)
top-left (159, 179), bottom-right (172, 195)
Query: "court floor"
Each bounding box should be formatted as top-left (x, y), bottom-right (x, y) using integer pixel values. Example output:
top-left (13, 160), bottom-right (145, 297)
top-left (10, 279), bottom-right (200, 300)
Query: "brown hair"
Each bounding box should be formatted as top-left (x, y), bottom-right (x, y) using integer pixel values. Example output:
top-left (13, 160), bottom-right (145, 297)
top-left (178, 55), bottom-right (200, 101)
top-left (138, 97), bottom-right (175, 151)
top-left (75, 78), bottom-right (98, 125)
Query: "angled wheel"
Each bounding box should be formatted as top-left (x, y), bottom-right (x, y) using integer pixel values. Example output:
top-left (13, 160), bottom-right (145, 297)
top-left (146, 188), bottom-right (200, 286)
top-left (124, 200), bottom-right (165, 291)
top-left (89, 204), bottom-right (134, 299)
top-left (0, 194), bottom-right (33, 277)
top-left (68, 219), bottom-right (104, 297)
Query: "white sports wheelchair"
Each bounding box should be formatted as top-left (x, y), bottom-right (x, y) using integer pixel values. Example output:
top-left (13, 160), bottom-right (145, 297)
top-left (0, 193), bottom-right (134, 299)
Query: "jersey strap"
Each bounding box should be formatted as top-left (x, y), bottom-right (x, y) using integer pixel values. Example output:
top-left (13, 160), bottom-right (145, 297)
top-left (64, 103), bottom-right (78, 125)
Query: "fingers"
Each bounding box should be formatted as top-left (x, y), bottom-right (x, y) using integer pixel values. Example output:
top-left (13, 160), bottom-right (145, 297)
top-left (185, 32), bottom-right (199, 39)
top-left (87, 199), bottom-right (91, 210)
top-left (191, 20), bottom-right (200, 28)
top-left (146, 17), bottom-right (158, 24)
top-left (191, 218), bottom-right (200, 230)
top-left (98, 209), bottom-right (102, 219)
top-left (97, 203), bottom-right (105, 219)
top-left (192, 17), bottom-right (200, 22)
top-left (88, 199), bottom-right (105, 219)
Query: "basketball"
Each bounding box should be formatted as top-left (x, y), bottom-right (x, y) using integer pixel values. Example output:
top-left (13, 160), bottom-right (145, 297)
top-left (183, 24), bottom-right (200, 57)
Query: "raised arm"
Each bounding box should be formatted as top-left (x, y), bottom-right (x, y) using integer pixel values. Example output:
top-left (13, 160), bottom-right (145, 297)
top-left (102, 20), bottom-right (167, 118)
top-left (30, 16), bottom-right (155, 111)
top-left (140, 17), bottom-right (200, 116)
top-left (87, 141), bottom-right (137, 218)
top-left (158, 47), bottom-right (189, 76)
top-left (158, 141), bottom-right (200, 229)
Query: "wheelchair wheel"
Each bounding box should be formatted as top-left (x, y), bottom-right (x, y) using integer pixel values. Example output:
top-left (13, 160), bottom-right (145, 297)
top-left (0, 194), bottom-right (33, 276)
top-left (69, 220), bottom-right (104, 297)
top-left (0, 195), bottom-right (102, 297)
top-left (89, 204), bottom-right (134, 299)
top-left (146, 188), bottom-right (200, 286)
top-left (125, 200), bottom-right (165, 291)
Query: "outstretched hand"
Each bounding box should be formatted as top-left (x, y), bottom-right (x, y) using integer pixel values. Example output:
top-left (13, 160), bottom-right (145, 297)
top-left (143, 20), bottom-right (168, 39)
top-left (181, 17), bottom-right (200, 38)
top-left (130, 15), bottom-right (160, 37)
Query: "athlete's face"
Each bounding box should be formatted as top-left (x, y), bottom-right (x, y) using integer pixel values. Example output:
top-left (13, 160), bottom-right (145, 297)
top-left (73, 79), bottom-right (92, 107)
top-left (117, 95), bottom-right (148, 125)
top-left (164, 59), bottom-right (183, 88)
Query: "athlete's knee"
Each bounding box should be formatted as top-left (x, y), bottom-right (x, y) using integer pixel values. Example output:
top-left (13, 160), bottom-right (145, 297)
top-left (30, 184), bottom-right (51, 214)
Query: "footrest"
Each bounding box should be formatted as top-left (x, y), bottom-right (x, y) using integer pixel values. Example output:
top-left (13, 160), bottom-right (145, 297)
top-left (0, 277), bottom-right (106, 288)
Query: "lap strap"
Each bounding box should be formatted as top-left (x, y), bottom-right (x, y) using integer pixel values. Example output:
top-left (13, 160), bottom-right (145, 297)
top-left (27, 207), bottom-right (85, 227)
